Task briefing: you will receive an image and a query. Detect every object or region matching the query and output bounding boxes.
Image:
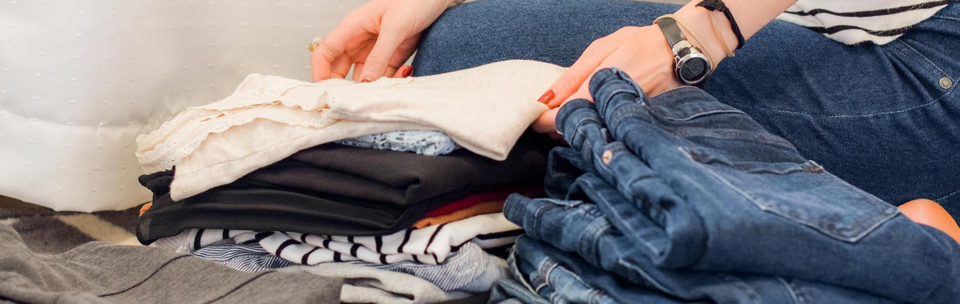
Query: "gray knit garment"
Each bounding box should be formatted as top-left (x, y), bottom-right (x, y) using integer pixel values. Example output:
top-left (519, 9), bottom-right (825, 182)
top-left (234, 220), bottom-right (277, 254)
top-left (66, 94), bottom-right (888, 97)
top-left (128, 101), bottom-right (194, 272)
top-left (0, 223), bottom-right (342, 304)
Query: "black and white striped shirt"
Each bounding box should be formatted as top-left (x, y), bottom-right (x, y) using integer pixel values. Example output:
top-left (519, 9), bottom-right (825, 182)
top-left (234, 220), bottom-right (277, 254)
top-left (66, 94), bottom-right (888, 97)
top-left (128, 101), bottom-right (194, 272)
top-left (152, 212), bottom-right (522, 266)
top-left (777, 0), bottom-right (953, 44)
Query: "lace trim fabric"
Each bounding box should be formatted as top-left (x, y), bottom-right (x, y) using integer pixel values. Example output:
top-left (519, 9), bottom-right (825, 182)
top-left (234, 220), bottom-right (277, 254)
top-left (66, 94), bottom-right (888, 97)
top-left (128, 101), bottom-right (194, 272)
top-left (335, 130), bottom-right (461, 156)
top-left (137, 75), bottom-right (345, 173)
top-left (138, 106), bottom-right (337, 173)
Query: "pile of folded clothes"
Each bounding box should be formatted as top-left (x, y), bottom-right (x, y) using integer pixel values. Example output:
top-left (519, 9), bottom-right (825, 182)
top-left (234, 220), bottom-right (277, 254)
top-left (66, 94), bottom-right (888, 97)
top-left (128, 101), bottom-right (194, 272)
top-left (134, 60), bottom-right (564, 303)
top-left (491, 68), bottom-right (960, 304)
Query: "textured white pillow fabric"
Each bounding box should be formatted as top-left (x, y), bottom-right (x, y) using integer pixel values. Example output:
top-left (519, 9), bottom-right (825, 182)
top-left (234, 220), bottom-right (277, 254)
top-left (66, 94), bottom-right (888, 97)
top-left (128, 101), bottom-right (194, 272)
top-left (0, 0), bottom-right (365, 211)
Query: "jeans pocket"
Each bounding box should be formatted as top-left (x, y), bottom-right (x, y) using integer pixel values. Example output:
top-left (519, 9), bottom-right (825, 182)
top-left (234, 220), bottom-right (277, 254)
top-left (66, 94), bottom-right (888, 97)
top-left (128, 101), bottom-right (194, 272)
top-left (687, 148), bottom-right (900, 243)
top-left (886, 38), bottom-right (953, 103)
top-left (647, 87), bottom-right (750, 121)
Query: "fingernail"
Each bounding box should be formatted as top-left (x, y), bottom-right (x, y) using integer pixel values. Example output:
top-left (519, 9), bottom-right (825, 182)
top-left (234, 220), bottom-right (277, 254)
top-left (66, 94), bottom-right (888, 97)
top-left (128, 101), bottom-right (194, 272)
top-left (537, 90), bottom-right (555, 104)
top-left (401, 66), bottom-right (414, 78)
top-left (360, 77), bottom-right (373, 83)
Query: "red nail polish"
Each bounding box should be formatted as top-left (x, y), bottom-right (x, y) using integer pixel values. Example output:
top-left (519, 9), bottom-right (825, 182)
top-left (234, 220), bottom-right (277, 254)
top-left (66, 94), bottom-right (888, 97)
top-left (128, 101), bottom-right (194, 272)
top-left (401, 66), bottom-right (413, 78)
top-left (538, 90), bottom-right (555, 104)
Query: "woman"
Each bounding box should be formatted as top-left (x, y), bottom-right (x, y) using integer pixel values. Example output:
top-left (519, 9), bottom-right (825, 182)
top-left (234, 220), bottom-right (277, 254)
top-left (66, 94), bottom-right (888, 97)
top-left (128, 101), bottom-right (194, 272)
top-left (310, 0), bottom-right (960, 238)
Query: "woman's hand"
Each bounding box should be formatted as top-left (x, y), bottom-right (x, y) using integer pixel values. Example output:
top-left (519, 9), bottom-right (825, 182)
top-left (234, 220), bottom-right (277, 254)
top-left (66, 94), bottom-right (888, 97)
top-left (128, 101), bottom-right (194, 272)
top-left (532, 25), bottom-right (682, 135)
top-left (311, 0), bottom-right (451, 82)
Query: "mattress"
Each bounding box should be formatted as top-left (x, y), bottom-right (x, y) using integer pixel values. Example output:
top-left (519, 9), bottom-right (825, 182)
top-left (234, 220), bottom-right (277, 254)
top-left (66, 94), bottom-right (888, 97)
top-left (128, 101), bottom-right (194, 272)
top-left (0, 0), bottom-right (365, 211)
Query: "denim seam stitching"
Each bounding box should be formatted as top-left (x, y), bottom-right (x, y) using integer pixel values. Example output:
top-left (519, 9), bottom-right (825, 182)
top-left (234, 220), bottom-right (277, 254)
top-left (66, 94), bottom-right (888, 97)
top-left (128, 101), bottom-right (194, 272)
top-left (530, 202), bottom-right (550, 241)
top-left (716, 38), bottom-right (956, 118)
top-left (717, 274), bottom-right (764, 304)
top-left (936, 186), bottom-right (960, 201)
top-left (776, 276), bottom-right (803, 304)
top-left (892, 39), bottom-right (950, 80)
top-left (616, 259), bottom-right (674, 293)
top-left (551, 260), bottom-right (604, 304)
top-left (931, 15), bottom-right (960, 22)
top-left (696, 161), bottom-right (898, 242)
top-left (717, 85), bottom-right (955, 118)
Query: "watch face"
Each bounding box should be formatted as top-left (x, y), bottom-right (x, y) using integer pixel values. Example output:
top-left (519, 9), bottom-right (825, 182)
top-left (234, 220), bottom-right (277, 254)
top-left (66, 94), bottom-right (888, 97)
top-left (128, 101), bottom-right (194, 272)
top-left (679, 57), bottom-right (708, 83)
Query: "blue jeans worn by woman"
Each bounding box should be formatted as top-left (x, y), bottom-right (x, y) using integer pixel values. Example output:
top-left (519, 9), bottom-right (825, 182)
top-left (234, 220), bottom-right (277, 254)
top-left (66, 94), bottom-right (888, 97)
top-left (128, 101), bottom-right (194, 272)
top-left (411, 0), bottom-right (960, 221)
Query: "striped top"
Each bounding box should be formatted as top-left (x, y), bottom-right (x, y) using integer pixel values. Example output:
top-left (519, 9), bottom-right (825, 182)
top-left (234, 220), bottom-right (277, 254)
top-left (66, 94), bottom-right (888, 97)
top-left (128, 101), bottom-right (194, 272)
top-left (777, 0), bottom-right (953, 44)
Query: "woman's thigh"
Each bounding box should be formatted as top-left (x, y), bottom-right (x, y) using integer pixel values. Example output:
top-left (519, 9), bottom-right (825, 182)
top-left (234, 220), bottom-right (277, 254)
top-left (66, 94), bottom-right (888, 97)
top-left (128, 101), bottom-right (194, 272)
top-left (704, 3), bottom-right (960, 214)
top-left (413, 0), bottom-right (680, 75)
top-left (414, 0), bottom-right (960, 217)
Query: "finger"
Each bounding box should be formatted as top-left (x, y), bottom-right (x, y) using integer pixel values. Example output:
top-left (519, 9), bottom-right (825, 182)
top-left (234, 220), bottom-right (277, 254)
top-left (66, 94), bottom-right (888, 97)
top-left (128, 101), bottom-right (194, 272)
top-left (330, 55), bottom-right (352, 79)
top-left (392, 65), bottom-right (413, 78)
top-left (566, 54), bottom-right (629, 103)
top-left (311, 50), bottom-right (333, 82)
top-left (532, 107), bottom-right (561, 134)
top-left (567, 74), bottom-right (594, 103)
top-left (311, 35), bottom-right (350, 82)
top-left (543, 41), bottom-right (616, 108)
top-left (312, 9), bottom-right (371, 81)
top-left (385, 66), bottom-right (399, 78)
top-left (358, 18), bottom-right (408, 82)
top-left (352, 63), bottom-right (365, 82)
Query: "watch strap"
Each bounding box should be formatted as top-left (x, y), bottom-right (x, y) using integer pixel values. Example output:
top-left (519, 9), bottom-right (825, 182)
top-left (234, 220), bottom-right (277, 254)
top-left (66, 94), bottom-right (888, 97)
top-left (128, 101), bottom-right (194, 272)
top-left (655, 17), bottom-right (686, 50)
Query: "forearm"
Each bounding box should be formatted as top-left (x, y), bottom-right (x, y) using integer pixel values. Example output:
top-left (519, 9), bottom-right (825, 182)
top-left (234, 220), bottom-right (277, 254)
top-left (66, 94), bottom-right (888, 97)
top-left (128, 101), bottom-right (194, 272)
top-left (674, 0), bottom-right (797, 65)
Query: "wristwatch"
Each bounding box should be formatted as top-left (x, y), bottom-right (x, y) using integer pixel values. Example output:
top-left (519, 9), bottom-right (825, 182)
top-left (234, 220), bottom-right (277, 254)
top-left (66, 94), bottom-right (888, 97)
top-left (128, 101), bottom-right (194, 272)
top-left (655, 17), bottom-right (712, 86)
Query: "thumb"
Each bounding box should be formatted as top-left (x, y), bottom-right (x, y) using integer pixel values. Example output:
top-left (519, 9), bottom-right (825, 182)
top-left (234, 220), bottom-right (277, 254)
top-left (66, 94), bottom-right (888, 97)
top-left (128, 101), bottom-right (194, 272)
top-left (542, 40), bottom-right (613, 108)
top-left (532, 107), bottom-right (561, 134)
top-left (358, 18), bottom-right (407, 82)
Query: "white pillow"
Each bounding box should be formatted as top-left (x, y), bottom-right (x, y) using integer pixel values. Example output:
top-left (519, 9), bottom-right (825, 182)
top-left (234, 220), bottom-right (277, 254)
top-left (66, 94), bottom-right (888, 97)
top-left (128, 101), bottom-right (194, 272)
top-left (0, 0), bottom-right (364, 211)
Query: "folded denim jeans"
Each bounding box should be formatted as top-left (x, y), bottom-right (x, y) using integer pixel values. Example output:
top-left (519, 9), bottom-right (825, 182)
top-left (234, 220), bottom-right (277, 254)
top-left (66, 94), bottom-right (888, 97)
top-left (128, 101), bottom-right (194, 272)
top-left (505, 192), bottom-right (896, 304)
top-left (509, 68), bottom-right (960, 304)
top-left (512, 236), bottom-right (698, 304)
top-left (488, 277), bottom-right (549, 304)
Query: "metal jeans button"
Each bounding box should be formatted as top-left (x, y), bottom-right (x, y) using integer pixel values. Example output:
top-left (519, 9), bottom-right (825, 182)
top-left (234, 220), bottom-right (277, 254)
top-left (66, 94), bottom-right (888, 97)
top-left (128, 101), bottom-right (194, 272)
top-left (940, 77), bottom-right (953, 89)
top-left (601, 150), bottom-right (613, 165)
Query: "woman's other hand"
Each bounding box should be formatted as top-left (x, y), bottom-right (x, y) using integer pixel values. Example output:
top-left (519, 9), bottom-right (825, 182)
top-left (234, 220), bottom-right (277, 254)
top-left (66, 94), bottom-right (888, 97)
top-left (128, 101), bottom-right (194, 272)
top-left (531, 25), bottom-right (683, 135)
top-left (311, 0), bottom-right (452, 82)
top-left (532, 0), bottom-right (793, 136)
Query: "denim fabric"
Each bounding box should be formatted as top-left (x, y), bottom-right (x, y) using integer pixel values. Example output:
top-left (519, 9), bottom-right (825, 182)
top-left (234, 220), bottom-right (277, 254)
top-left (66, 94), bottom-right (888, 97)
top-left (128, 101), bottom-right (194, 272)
top-left (506, 194), bottom-right (898, 304)
top-left (512, 236), bottom-right (696, 304)
top-left (191, 242), bottom-right (507, 293)
top-left (414, 0), bottom-right (960, 220)
top-left (488, 277), bottom-right (549, 304)
top-left (511, 237), bottom-right (620, 304)
top-left (335, 130), bottom-right (461, 156)
top-left (503, 68), bottom-right (960, 303)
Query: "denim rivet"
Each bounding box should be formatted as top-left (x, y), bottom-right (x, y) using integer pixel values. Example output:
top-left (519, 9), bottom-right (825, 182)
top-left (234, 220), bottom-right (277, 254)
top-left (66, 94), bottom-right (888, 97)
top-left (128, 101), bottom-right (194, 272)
top-left (806, 163), bottom-right (824, 173)
top-left (940, 77), bottom-right (953, 89)
top-left (601, 150), bottom-right (613, 165)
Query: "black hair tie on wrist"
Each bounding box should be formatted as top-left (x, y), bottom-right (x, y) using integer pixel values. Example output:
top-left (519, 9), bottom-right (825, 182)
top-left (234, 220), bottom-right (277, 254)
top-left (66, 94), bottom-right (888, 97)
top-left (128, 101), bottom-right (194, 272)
top-left (696, 0), bottom-right (745, 49)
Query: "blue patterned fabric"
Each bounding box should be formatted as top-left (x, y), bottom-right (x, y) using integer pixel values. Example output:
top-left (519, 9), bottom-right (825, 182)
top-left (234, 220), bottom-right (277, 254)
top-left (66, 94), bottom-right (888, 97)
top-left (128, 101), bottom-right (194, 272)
top-left (335, 130), bottom-right (461, 156)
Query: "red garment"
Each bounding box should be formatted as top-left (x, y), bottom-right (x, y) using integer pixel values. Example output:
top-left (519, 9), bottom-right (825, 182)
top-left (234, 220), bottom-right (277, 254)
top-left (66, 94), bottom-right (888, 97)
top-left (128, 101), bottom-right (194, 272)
top-left (424, 191), bottom-right (510, 218)
top-left (424, 186), bottom-right (541, 218)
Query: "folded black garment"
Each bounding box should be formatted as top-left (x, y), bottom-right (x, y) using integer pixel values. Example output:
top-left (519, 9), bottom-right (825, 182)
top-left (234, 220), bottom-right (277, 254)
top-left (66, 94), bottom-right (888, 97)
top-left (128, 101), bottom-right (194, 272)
top-left (243, 142), bottom-right (547, 206)
top-left (138, 142), bottom-right (546, 244)
top-left (137, 178), bottom-right (461, 244)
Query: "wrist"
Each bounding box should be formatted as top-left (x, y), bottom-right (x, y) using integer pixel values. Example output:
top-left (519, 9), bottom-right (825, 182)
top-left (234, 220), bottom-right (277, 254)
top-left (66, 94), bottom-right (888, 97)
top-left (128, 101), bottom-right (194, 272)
top-left (673, 3), bottom-right (737, 66)
top-left (645, 27), bottom-right (686, 91)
